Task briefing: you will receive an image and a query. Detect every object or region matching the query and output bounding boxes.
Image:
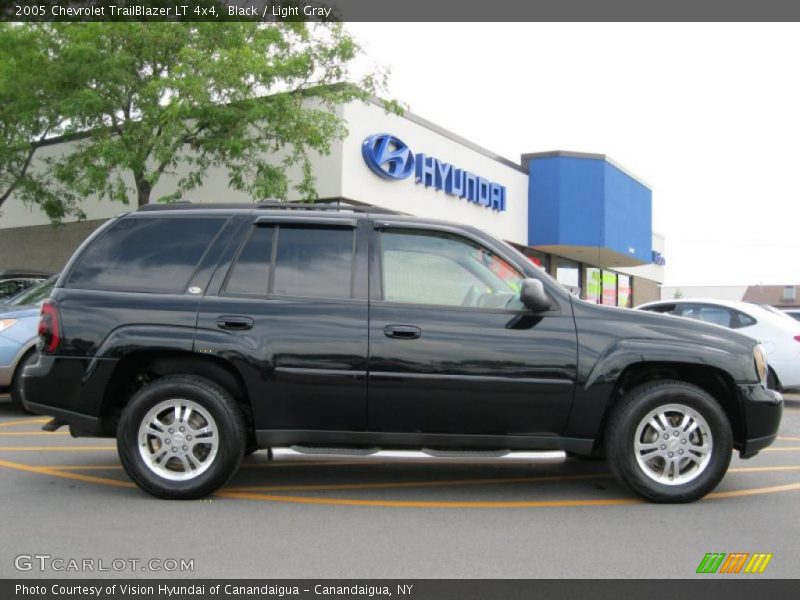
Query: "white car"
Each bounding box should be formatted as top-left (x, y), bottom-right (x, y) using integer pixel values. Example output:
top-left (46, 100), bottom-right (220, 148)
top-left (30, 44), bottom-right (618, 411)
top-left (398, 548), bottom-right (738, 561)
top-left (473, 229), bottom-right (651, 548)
top-left (783, 308), bottom-right (800, 322)
top-left (636, 298), bottom-right (800, 391)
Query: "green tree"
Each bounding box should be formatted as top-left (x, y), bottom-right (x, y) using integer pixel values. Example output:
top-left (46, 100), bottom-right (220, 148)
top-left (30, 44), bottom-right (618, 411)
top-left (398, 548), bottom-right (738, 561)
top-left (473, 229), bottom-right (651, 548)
top-left (40, 21), bottom-right (392, 212)
top-left (0, 23), bottom-right (84, 221)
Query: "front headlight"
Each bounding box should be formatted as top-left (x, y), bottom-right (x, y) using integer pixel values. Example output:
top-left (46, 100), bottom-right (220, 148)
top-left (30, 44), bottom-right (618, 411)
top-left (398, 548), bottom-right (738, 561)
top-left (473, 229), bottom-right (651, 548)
top-left (754, 344), bottom-right (767, 384)
top-left (0, 318), bottom-right (18, 333)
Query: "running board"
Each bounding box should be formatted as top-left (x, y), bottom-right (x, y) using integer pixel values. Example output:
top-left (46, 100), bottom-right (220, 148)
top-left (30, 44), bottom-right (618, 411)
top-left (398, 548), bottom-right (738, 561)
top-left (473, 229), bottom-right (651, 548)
top-left (271, 446), bottom-right (566, 464)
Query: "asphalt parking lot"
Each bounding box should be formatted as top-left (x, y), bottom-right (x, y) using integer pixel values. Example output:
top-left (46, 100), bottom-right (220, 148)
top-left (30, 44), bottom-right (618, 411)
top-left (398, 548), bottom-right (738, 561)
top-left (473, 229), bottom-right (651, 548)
top-left (0, 393), bottom-right (798, 579)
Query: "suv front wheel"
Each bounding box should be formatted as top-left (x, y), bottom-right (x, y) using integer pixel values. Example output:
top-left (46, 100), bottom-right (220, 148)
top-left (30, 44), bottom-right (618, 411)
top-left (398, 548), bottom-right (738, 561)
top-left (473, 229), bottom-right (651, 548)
top-left (605, 380), bottom-right (733, 503)
top-left (118, 375), bottom-right (246, 499)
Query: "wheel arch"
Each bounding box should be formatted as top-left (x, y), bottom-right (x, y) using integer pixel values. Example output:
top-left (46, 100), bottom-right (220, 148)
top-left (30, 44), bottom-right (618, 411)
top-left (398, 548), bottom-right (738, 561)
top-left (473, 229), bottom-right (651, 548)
top-left (101, 349), bottom-right (252, 434)
top-left (591, 361), bottom-right (745, 455)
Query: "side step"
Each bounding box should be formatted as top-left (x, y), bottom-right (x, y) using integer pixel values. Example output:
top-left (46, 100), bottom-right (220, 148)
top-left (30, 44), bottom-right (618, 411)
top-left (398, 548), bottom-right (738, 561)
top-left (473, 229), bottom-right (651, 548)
top-left (271, 446), bottom-right (566, 464)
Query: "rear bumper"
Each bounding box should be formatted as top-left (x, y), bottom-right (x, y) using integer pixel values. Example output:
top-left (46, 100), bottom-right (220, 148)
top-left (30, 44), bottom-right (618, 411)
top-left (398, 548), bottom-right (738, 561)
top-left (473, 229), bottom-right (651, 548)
top-left (20, 354), bottom-right (117, 435)
top-left (737, 383), bottom-right (783, 458)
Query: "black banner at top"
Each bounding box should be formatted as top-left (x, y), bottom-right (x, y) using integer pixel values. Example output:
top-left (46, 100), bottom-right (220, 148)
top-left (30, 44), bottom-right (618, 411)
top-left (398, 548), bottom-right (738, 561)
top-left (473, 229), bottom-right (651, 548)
top-left (3, 0), bottom-right (800, 22)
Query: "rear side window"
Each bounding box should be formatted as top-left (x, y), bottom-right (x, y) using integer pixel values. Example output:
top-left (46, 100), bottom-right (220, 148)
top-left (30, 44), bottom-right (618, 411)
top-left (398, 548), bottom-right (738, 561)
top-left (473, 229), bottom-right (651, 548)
top-left (225, 227), bottom-right (274, 297)
top-left (733, 311), bottom-right (756, 329)
top-left (273, 227), bottom-right (354, 298)
top-left (643, 303), bottom-right (677, 314)
top-left (224, 225), bottom-right (355, 299)
top-left (68, 217), bottom-right (225, 293)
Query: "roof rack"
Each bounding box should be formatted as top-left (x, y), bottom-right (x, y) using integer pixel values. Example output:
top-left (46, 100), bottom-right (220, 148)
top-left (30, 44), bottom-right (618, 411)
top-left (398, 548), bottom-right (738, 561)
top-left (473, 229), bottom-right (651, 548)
top-left (137, 198), bottom-right (404, 215)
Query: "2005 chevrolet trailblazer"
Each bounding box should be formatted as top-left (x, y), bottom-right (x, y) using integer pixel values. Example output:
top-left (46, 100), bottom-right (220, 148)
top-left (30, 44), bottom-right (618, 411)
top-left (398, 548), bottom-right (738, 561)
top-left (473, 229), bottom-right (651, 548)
top-left (21, 200), bottom-right (782, 501)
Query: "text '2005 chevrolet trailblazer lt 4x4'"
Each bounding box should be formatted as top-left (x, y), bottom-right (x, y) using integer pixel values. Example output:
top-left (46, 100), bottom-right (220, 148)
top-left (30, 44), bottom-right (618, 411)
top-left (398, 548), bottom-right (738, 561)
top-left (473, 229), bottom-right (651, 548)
top-left (22, 200), bottom-right (782, 502)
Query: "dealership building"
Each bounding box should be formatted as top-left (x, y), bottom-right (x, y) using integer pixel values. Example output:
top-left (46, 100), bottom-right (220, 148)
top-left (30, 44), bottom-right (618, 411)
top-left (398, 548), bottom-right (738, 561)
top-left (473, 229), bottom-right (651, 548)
top-left (0, 100), bottom-right (665, 306)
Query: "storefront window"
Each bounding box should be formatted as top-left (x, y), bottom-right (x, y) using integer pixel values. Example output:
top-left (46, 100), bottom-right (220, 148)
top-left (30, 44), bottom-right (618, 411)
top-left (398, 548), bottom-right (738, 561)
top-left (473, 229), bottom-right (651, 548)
top-left (556, 258), bottom-right (581, 294)
top-left (602, 271), bottom-right (617, 306)
top-left (524, 249), bottom-right (549, 272)
top-left (617, 274), bottom-right (632, 308)
top-left (585, 268), bottom-right (602, 304)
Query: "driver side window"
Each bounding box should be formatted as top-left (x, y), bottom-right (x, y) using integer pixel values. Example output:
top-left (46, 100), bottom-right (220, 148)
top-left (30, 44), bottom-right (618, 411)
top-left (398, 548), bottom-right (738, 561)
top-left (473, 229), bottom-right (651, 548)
top-left (380, 229), bottom-right (525, 310)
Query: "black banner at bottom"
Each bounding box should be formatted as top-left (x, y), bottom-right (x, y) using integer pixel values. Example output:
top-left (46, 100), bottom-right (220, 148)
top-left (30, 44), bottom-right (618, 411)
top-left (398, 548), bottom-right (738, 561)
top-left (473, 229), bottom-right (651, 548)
top-left (2, 579), bottom-right (798, 600)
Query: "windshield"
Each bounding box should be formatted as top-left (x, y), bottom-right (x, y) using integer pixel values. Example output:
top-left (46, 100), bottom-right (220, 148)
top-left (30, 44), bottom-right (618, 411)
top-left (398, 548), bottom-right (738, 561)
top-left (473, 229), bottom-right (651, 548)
top-left (6, 275), bottom-right (57, 307)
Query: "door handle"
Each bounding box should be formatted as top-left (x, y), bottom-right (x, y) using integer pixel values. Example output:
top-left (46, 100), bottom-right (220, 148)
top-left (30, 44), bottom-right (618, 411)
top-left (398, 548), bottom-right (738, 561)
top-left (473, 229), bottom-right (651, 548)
top-left (384, 325), bottom-right (422, 340)
top-left (216, 316), bottom-right (254, 331)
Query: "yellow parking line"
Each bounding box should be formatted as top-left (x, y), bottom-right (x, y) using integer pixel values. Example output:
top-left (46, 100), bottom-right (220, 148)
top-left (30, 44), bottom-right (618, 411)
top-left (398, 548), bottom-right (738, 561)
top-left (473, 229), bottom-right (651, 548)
top-left (0, 432), bottom-right (70, 436)
top-left (225, 473), bottom-right (612, 493)
top-left (705, 481), bottom-right (800, 499)
top-left (0, 418), bottom-right (49, 429)
top-left (728, 465), bottom-right (800, 473)
top-left (1, 455), bottom-right (799, 508)
top-left (0, 446), bottom-right (116, 452)
top-left (762, 446), bottom-right (800, 452)
top-left (216, 490), bottom-right (644, 509)
top-left (0, 458), bottom-right (135, 489)
top-left (41, 465), bottom-right (122, 471)
top-left (777, 436), bottom-right (800, 442)
top-left (224, 465), bottom-right (800, 495)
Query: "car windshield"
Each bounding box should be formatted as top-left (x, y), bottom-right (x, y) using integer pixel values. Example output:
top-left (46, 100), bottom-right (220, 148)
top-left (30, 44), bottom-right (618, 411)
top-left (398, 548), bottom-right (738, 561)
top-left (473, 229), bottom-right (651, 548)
top-left (6, 275), bottom-right (57, 307)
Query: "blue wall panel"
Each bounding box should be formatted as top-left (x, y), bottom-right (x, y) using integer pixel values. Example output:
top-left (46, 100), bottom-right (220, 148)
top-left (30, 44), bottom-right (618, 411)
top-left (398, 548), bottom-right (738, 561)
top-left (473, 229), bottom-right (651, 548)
top-left (603, 162), bottom-right (652, 263)
top-left (527, 154), bottom-right (652, 265)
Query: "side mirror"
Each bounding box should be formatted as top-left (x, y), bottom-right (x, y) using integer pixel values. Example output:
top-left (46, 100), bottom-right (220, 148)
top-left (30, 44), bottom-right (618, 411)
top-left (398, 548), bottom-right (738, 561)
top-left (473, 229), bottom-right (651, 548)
top-left (520, 278), bottom-right (551, 312)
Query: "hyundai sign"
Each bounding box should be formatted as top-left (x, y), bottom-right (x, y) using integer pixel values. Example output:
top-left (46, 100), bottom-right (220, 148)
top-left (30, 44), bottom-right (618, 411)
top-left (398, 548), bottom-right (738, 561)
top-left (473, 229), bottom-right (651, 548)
top-left (362, 133), bottom-right (506, 212)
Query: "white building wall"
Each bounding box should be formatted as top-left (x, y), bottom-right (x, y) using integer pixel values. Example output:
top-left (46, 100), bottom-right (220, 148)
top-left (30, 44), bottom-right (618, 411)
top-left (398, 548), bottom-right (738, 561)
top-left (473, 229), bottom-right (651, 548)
top-left (339, 102), bottom-right (530, 246)
top-left (660, 285), bottom-right (748, 301)
top-left (617, 231), bottom-right (666, 284)
top-left (0, 103), bottom-right (346, 230)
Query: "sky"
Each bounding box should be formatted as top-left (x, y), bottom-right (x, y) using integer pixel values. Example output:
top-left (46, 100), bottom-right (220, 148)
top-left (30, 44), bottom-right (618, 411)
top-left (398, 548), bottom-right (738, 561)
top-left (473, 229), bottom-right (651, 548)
top-left (346, 23), bottom-right (800, 286)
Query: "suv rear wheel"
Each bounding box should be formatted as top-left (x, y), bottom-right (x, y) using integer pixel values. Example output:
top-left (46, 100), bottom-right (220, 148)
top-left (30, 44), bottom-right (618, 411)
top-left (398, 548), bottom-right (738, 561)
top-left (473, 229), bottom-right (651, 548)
top-left (118, 375), bottom-right (246, 499)
top-left (605, 380), bottom-right (732, 503)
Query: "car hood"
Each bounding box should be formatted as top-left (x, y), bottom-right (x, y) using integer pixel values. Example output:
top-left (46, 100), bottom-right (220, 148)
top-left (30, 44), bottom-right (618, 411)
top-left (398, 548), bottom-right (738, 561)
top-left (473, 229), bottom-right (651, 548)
top-left (0, 304), bottom-right (40, 319)
top-left (575, 299), bottom-right (758, 356)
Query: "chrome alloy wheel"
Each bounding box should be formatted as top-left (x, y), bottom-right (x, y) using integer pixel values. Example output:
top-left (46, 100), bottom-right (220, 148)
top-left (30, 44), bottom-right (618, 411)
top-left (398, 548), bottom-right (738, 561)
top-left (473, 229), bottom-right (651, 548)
top-left (634, 403), bottom-right (713, 486)
top-left (137, 399), bottom-right (219, 481)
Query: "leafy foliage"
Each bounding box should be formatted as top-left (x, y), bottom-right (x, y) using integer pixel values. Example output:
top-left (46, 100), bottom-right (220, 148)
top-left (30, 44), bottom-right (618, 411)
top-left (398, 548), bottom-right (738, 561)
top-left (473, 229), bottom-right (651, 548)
top-left (1, 20), bottom-right (394, 219)
top-left (0, 23), bottom-right (85, 221)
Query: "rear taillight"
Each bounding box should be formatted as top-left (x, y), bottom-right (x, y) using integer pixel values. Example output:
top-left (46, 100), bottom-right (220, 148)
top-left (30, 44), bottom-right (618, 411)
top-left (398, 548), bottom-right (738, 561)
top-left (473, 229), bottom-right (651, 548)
top-left (795, 335), bottom-right (800, 343)
top-left (38, 298), bottom-right (61, 354)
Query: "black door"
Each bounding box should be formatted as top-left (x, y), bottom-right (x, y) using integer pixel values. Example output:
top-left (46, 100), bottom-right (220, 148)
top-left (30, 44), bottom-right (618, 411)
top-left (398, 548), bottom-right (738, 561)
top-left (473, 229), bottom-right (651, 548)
top-left (368, 225), bottom-right (577, 437)
top-left (196, 217), bottom-right (369, 432)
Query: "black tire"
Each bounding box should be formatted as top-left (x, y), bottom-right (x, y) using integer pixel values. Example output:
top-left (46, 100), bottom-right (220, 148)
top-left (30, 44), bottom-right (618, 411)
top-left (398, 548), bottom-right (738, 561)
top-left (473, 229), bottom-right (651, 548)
top-left (9, 350), bottom-right (37, 414)
top-left (117, 375), bottom-right (246, 500)
top-left (604, 380), bottom-right (733, 503)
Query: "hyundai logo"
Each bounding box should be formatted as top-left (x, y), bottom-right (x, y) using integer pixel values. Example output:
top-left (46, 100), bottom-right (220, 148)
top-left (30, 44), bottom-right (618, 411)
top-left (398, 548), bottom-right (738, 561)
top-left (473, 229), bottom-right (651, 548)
top-left (361, 134), bottom-right (415, 180)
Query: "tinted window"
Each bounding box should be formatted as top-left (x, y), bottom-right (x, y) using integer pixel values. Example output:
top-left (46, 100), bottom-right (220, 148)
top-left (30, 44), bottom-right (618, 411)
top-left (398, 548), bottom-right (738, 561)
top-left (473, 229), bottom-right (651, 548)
top-left (683, 305), bottom-right (734, 328)
top-left (734, 311), bottom-right (756, 328)
top-left (225, 227), bottom-right (274, 296)
top-left (642, 303), bottom-right (677, 314)
top-left (8, 276), bottom-right (57, 306)
top-left (68, 217), bottom-right (225, 293)
top-left (272, 227), bottom-right (354, 299)
top-left (381, 230), bottom-right (524, 309)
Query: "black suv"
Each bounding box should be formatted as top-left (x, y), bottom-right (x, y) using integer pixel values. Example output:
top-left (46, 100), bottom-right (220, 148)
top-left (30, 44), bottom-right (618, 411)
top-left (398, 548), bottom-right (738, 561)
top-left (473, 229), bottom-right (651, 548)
top-left (22, 200), bottom-right (782, 502)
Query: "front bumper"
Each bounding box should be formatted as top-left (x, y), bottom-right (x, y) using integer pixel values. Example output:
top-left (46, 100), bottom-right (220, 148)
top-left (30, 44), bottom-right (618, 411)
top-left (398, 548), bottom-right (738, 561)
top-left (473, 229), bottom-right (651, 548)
top-left (737, 383), bottom-right (783, 458)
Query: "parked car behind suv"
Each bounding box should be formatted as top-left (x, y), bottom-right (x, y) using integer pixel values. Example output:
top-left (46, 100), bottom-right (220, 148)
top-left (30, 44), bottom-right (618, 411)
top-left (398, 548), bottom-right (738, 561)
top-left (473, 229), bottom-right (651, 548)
top-left (637, 299), bottom-right (800, 391)
top-left (22, 201), bottom-right (782, 502)
top-left (0, 270), bottom-right (52, 303)
top-left (0, 275), bottom-right (57, 411)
